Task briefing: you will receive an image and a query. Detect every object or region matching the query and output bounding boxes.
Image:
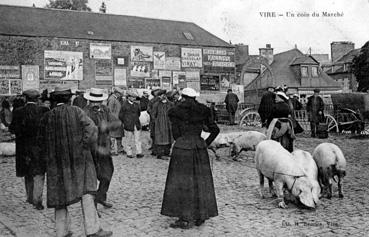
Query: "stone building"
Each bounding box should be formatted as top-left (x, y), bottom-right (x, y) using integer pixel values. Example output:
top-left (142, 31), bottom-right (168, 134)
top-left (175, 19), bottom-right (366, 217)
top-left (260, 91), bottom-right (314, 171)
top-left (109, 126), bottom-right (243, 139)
top-left (0, 5), bottom-right (235, 102)
top-left (322, 41), bottom-right (360, 92)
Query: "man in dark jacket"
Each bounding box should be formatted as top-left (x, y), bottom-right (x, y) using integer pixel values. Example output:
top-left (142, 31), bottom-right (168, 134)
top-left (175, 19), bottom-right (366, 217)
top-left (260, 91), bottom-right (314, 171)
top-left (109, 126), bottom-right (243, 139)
top-left (72, 90), bottom-right (87, 109)
top-left (119, 91), bottom-right (143, 158)
top-left (306, 88), bottom-right (325, 137)
top-left (224, 89), bottom-right (239, 125)
top-left (139, 91), bottom-right (150, 111)
top-left (40, 86), bottom-right (112, 237)
top-left (9, 89), bottom-right (49, 210)
top-left (84, 88), bottom-right (121, 209)
top-left (147, 89), bottom-right (161, 154)
top-left (258, 86), bottom-right (275, 128)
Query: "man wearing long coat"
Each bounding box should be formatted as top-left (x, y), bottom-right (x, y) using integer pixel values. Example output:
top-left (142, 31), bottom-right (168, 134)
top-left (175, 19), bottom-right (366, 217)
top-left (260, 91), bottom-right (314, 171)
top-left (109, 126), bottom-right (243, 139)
top-left (224, 89), bottom-right (239, 125)
top-left (258, 87), bottom-right (276, 128)
top-left (107, 88), bottom-right (124, 155)
top-left (306, 89), bottom-right (325, 137)
top-left (147, 89), bottom-right (161, 154)
top-left (9, 90), bottom-right (49, 210)
top-left (152, 92), bottom-right (174, 159)
top-left (40, 86), bottom-right (112, 237)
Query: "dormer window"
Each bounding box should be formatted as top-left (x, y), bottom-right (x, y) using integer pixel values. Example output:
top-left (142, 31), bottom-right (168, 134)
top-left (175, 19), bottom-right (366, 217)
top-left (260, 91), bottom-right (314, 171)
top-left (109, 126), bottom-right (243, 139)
top-left (312, 66), bottom-right (318, 77)
top-left (301, 66), bottom-right (308, 77)
top-left (183, 32), bottom-right (194, 40)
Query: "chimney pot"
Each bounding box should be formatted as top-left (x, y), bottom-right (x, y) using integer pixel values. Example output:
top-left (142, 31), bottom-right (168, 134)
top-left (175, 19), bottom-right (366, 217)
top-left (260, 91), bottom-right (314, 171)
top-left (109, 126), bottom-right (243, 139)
top-left (266, 44), bottom-right (271, 48)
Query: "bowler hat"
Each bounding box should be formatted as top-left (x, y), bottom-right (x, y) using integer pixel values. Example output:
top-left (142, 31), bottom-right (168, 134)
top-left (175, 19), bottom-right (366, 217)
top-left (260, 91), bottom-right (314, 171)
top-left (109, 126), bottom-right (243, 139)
top-left (84, 88), bottom-right (108, 102)
top-left (157, 89), bottom-right (167, 96)
top-left (151, 89), bottom-right (160, 96)
top-left (313, 88), bottom-right (320, 93)
top-left (23, 89), bottom-right (40, 99)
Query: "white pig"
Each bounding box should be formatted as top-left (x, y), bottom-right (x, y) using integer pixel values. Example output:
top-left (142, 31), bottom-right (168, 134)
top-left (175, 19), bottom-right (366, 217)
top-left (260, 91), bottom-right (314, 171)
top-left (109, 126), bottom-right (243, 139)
top-left (312, 143), bottom-right (346, 199)
top-left (255, 140), bottom-right (316, 209)
top-left (201, 131), bottom-right (244, 160)
top-left (0, 142), bottom-right (16, 156)
top-left (292, 149), bottom-right (321, 204)
top-left (229, 131), bottom-right (266, 161)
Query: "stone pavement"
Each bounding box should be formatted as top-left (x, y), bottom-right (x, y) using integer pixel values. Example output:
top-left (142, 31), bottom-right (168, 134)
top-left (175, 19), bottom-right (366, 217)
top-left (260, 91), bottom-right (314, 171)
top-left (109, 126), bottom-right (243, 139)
top-left (0, 129), bottom-right (369, 236)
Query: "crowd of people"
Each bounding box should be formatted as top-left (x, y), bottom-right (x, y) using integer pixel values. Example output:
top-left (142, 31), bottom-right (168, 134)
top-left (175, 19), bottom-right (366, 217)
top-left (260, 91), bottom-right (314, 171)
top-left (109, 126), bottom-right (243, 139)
top-left (258, 85), bottom-right (325, 152)
top-left (1, 85), bottom-right (220, 236)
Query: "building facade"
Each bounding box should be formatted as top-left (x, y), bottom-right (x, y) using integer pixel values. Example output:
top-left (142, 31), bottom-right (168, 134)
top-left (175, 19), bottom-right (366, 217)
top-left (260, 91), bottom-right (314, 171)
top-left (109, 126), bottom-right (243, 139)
top-left (0, 5), bottom-right (236, 102)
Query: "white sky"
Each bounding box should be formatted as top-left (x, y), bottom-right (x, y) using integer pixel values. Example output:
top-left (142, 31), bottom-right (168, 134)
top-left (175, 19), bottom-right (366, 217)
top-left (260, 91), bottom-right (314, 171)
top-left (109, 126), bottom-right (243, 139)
top-left (1, 0), bottom-right (368, 56)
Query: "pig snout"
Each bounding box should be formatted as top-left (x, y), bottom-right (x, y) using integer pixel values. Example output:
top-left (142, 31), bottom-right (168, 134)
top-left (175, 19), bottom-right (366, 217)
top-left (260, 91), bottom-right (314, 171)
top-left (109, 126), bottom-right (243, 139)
top-left (292, 177), bottom-right (316, 209)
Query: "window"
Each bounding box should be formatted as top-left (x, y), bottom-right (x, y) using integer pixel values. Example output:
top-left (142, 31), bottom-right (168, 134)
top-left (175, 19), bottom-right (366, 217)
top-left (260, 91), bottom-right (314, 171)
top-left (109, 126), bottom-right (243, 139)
top-left (183, 32), bottom-right (194, 40)
top-left (312, 66), bottom-right (318, 77)
top-left (301, 66), bottom-right (308, 77)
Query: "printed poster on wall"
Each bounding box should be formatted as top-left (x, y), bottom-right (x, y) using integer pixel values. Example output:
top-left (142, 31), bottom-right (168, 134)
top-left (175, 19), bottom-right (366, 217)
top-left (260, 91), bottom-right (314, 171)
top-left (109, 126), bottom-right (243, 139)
top-left (145, 78), bottom-right (161, 89)
top-left (172, 71), bottom-right (185, 87)
top-left (200, 74), bottom-right (220, 91)
top-left (44, 50), bottom-right (83, 80)
top-left (22, 65), bottom-right (39, 91)
top-left (114, 68), bottom-right (127, 86)
top-left (130, 62), bottom-right (151, 77)
top-left (181, 48), bottom-right (202, 68)
top-left (0, 66), bottom-right (20, 79)
top-left (185, 71), bottom-right (200, 92)
top-left (231, 84), bottom-right (244, 103)
top-left (220, 74), bottom-right (231, 90)
top-left (95, 60), bottom-right (113, 81)
top-left (10, 80), bottom-right (22, 95)
top-left (0, 80), bottom-right (9, 95)
top-left (127, 78), bottom-right (145, 88)
top-left (203, 48), bottom-right (235, 68)
top-left (165, 57), bottom-right (181, 70)
top-left (153, 51), bottom-right (166, 69)
top-left (131, 46), bottom-right (153, 62)
top-left (90, 43), bottom-right (112, 59)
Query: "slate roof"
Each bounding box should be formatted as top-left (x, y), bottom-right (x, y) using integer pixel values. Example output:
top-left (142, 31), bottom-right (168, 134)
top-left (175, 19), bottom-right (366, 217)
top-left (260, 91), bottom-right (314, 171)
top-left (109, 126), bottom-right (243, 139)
top-left (0, 4), bottom-right (232, 48)
top-left (290, 55), bottom-right (319, 65)
top-left (246, 48), bottom-right (341, 89)
top-left (335, 49), bottom-right (360, 63)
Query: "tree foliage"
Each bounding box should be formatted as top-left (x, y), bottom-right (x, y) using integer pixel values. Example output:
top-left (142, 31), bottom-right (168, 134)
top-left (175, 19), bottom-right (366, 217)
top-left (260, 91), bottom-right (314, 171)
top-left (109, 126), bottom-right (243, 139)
top-left (352, 41), bottom-right (369, 92)
top-left (46, 0), bottom-right (91, 11)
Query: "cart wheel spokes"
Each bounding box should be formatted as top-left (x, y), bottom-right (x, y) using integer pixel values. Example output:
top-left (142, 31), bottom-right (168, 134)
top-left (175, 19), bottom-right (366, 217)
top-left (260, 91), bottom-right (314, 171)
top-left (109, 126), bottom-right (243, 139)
top-left (325, 114), bottom-right (339, 133)
top-left (239, 111), bottom-right (262, 128)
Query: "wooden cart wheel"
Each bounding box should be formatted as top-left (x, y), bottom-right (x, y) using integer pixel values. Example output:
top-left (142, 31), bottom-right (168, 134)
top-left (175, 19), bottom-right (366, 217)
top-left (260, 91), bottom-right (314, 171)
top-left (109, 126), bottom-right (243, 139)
top-left (239, 111), bottom-right (262, 128)
top-left (325, 114), bottom-right (339, 133)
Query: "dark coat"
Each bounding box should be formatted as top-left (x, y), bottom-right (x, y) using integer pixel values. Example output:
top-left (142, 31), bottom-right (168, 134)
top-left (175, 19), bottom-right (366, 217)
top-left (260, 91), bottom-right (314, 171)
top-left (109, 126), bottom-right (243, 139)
top-left (139, 96), bottom-right (149, 111)
top-left (9, 103), bottom-right (49, 177)
top-left (258, 91), bottom-right (276, 127)
top-left (147, 96), bottom-right (160, 138)
top-left (161, 99), bottom-right (219, 221)
top-left (306, 95), bottom-right (324, 122)
top-left (40, 104), bottom-right (98, 208)
top-left (72, 95), bottom-right (87, 109)
top-left (119, 100), bottom-right (141, 131)
top-left (224, 92), bottom-right (239, 113)
top-left (152, 100), bottom-right (174, 145)
top-left (107, 94), bottom-right (124, 138)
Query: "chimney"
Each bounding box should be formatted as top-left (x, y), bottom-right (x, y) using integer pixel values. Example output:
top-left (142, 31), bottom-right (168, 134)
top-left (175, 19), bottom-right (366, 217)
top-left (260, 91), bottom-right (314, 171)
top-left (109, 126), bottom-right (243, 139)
top-left (331, 41), bottom-right (354, 62)
top-left (259, 44), bottom-right (274, 65)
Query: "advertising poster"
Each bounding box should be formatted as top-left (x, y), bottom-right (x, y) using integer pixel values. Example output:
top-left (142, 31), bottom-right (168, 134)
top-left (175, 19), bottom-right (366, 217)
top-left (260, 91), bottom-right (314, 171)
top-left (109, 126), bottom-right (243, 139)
top-left (96, 60), bottom-right (113, 81)
top-left (0, 80), bottom-right (9, 95)
top-left (145, 78), bottom-right (161, 89)
top-left (151, 69), bottom-right (159, 79)
top-left (181, 48), bottom-right (202, 68)
top-left (153, 51), bottom-right (166, 69)
top-left (127, 78), bottom-right (145, 88)
top-left (10, 80), bottom-right (22, 95)
top-left (0, 66), bottom-right (20, 79)
top-left (161, 77), bottom-right (171, 90)
top-left (130, 62), bottom-right (151, 77)
top-left (231, 84), bottom-right (244, 103)
top-left (131, 46), bottom-right (153, 62)
top-left (185, 70), bottom-right (200, 92)
top-left (22, 65), bottom-right (39, 91)
top-left (116, 56), bottom-right (129, 66)
top-left (165, 57), bottom-right (181, 70)
top-left (200, 74), bottom-right (220, 91)
top-left (90, 43), bottom-right (112, 59)
top-left (114, 68), bottom-right (127, 86)
top-left (172, 71), bottom-right (185, 87)
top-left (44, 50), bottom-right (83, 80)
top-left (220, 74), bottom-right (231, 90)
top-left (203, 48), bottom-right (235, 68)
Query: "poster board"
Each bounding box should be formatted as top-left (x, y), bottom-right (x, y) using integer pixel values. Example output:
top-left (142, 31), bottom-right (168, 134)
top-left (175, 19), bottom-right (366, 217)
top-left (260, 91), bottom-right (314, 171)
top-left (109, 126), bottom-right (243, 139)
top-left (90, 43), bottom-right (112, 59)
top-left (114, 68), bottom-right (127, 86)
top-left (44, 50), bottom-right (83, 80)
top-left (22, 65), bottom-right (39, 91)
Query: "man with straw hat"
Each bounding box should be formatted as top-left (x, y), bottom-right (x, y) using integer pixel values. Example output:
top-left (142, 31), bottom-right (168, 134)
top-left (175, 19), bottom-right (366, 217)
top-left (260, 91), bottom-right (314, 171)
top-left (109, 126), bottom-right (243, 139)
top-left (84, 88), bottom-right (121, 209)
top-left (40, 85), bottom-right (112, 237)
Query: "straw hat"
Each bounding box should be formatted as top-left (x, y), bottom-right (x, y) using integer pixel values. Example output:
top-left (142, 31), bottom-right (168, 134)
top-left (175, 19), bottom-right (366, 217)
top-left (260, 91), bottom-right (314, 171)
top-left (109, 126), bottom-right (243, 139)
top-left (84, 88), bottom-right (108, 101)
top-left (182, 87), bottom-right (200, 98)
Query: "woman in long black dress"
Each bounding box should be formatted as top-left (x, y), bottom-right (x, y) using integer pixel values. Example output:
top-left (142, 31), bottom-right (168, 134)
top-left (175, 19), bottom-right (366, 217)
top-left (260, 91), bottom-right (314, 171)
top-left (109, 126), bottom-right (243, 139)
top-left (161, 87), bottom-right (220, 229)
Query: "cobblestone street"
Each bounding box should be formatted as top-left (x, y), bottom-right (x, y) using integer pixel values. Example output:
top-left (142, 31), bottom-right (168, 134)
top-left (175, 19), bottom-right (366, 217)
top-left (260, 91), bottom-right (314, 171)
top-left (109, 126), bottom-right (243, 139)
top-left (0, 128), bottom-right (368, 236)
